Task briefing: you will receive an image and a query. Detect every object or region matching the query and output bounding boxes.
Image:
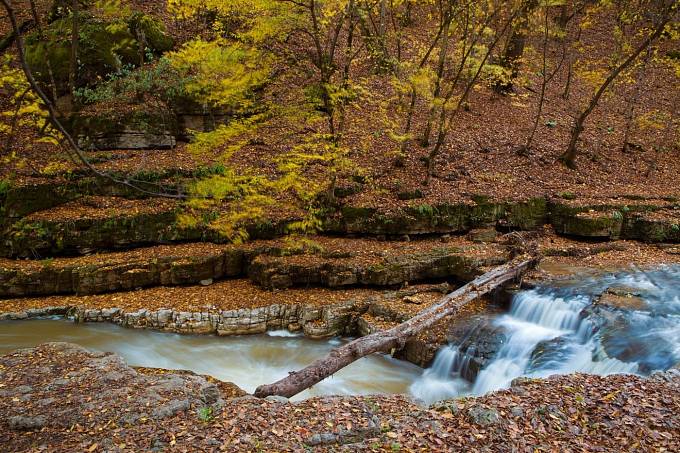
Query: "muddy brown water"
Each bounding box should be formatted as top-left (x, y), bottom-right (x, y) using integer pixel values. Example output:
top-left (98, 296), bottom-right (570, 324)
top-left (0, 319), bottom-right (423, 400)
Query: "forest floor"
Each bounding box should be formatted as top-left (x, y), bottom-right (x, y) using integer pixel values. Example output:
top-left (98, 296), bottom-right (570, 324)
top-left (1, 342), bottom-right (679, 452)
top-left (2, 1), bottom-right (679, 206)
top-left (1, 2), bottom-right (679, 451)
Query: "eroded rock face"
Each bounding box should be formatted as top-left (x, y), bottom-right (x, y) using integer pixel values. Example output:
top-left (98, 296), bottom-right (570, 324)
top-left (446, 316), bottom-right (508, 382)
top-left (247, 247), bottom-right (503, 290)
top-left (82, 129), bottom-right (177, 150)
top-left (0, 343), bottom-right (231, 431)
top-left (67, 300), bottom-right (368, 338)
top-left (0, 250), bottom-right (245, 297)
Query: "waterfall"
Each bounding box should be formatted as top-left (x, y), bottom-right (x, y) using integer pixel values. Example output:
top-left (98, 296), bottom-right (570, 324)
top-left (472, 290), bottom-right (636, 394)
top-left (408, 345), bottom-right (473, 403)
top-left (409, 265), bottom-right (680, 405)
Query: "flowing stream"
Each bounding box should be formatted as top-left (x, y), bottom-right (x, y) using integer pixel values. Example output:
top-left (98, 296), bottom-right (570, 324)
top-left (0, 320), bottom-right (422, 401)
top-left (411, 265), bottom-right (680, 404)
top-left (2, 266), bottom-right (679, 404)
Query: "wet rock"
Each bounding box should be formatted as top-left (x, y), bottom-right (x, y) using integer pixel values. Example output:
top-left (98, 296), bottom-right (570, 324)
top-left (467, 406), bottom-right (501, 426)
top-left (265, 395), bottom-right (290, 404)
top-left (529, 337), bottom-right (570, 372)
top-left (596, 292), bottom-right (647, 311)
top-left (152, 399), bottom-right (191, 419)
top-left (447, 317), bottom-right (507, 381)
top-left (8, 415), bottom-right (47, 431)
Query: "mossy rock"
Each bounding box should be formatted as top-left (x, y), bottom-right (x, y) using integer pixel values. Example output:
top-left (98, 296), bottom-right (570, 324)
top-left (340, 206), bottom-right (377, 222)
top-left (1, 211), bottom-right (193, 258)
top-left (72, 106), bottom-right (178, 150)
top-left (25, 12), bottom-right (173, 93)
top-left (503, 197), bottom-right (548, 230)
top-left (0, 183), bottom-right (82, 224)
top-left (622, 211), bottom-right (680, 243)
top-left (555, 210), bottom-right (623, 239)
top-left (127, 12), bottom-right (174, 54)
top-left (397, 189), bottom-right (424, 200)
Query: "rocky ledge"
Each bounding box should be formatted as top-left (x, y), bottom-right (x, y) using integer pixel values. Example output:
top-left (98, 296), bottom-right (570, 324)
top-left (1, 343), bottom-right (678, 451)
top-left (0, 283), bottom-right (454, 358)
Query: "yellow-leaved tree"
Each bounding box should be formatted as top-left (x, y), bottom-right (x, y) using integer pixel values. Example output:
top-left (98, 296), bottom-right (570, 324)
top-left (168, 0), bottom-right (373, 243)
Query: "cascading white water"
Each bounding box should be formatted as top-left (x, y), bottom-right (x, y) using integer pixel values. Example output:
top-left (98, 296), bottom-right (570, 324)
top-left (472, 291), bottom-right (636, 394)
top-left (411, 266), bottom-right (680, 405)
top-left (408, 346), bottom-right (473, 403)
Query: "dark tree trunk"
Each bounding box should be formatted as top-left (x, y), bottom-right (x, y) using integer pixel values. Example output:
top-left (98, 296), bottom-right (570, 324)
top-left (559, 10), bottom-right (672, 168)
top-left (254, 256), bottom-right (539, 399)
top-left (69, 0), bottom-right (79, 99)
top-left (497, 0), bottom-right (539, 91)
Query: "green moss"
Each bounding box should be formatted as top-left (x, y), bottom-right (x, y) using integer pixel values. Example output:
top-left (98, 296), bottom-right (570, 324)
top-left (0, 178), bottom-right (11, 198)
top-left (505, 198), bottom-right (547, 230)
top-left (341, 206), bottom-right (377, 221)
top-left (25, 12), bottom-right (173, 93)
top-left (127, 13), bottom-right (174, 53)
top-left (413, 203), bottom-right (436, 218)
top-left (561, 213), bottom-right (623, 239)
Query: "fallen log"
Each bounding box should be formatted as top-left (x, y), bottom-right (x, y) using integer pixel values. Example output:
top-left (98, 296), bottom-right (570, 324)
top-left (254, 254), bottom-right (539, 398)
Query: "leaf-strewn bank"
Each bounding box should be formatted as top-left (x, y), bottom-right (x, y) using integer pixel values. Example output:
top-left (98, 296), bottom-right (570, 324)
top-left (1, 343), bottom-right (678, 452)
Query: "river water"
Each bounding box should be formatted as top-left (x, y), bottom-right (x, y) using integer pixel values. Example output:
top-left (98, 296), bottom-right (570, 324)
top-left (0, 320), bottom-right (422, 400)
top-left (2, 266), bottom-right (678, 404)
top-left (410, 265), bottom-right (680, 404)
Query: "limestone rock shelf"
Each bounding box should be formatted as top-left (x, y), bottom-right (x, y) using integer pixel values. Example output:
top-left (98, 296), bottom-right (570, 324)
top-left (0, 237), bottom-right (507, 297)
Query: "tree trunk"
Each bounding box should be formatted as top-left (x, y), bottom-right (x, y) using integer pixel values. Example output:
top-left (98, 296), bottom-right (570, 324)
top-left (254, 255), bottom-right (539, 399)
top-left (69, 0), bottom-right (79, 99)
top-left (421, 12), bottom-right (452, 147)
top-left (523, 5), bottom-right (551, 153)
top-left (559, 11), bottom-right (672, 168)
top-left (497, 0), bottom-right (539, 91)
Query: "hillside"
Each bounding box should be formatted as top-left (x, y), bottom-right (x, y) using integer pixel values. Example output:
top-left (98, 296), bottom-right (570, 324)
top-left (1, 0), bottom-right (679, 451)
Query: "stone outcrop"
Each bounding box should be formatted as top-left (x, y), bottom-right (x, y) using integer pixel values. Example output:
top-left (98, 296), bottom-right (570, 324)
top-left (327, 197), bottom-right (548, 235)
top-left (0, 240), bottom-right (507, 297)
top-left (0, 302), bottom-right (365, 338)
top-left (1, 202), bottom-right (189, 258)
top-left (82, 128), bottom-right (177, 150)
top-left (5, 299), bottom-right (366, 339)
top-left (549, 198), bottom-right (680, 242)
top-left (0, 197), bottom-right (291, 258)
top-left (0, 342), bottom-right (229, 431)
top-left (247, 246), bottom-right (505, 290)
top-left (3, 188), bottom-right (677, 260)
top-left (0, 248), bottom-right (245, 297)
